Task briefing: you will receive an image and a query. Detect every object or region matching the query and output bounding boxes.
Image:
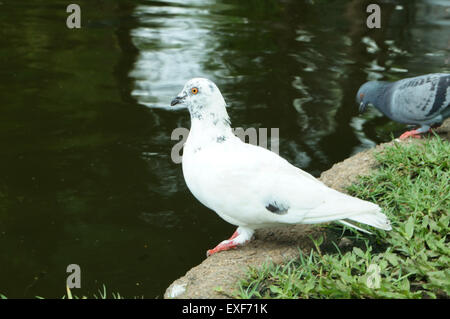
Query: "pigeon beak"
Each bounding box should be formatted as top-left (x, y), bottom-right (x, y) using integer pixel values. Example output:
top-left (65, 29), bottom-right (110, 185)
top-left (359, 101), bottom-right (368, 113)
top-left (170, 94), bottom-right (186, 107)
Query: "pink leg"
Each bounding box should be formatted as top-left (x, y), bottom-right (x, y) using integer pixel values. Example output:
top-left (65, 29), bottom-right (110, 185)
top-left (227, 230), bottom-right (239, 241)
top-left (399, 129), bottom-right (422, 140)
top-left (206, 229), bottom-right (240, 257)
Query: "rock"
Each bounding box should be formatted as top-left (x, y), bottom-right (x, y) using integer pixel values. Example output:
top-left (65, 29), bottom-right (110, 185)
top-left (165, 225), bottom-right (319, 299)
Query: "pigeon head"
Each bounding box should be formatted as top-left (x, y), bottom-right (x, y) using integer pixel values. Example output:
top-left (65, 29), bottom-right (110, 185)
top-left (356, 81), bottom-right (385, 113)
top-left (170, 78), bottom-right (229, 123)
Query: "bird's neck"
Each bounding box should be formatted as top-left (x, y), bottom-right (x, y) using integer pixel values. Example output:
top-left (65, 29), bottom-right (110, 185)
top-left (368, 82), bottom-right (392, 114)
top-left (186, 111), bottom-right (234, 149)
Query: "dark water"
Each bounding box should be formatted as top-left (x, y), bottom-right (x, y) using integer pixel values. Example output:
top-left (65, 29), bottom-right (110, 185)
top-left (0, 0), bottom-right (448, 298)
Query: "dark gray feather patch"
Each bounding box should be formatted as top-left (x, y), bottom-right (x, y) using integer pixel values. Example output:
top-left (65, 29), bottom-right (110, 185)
top-left (427, 75), bottom-right (450, 116)
top-left (265, 201), bottom-right (289, 215)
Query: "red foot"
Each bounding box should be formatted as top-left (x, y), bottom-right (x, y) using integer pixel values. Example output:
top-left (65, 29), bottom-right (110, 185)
top-left (206, 230), bottom-right (239, 257)
top-left (399, 129), bottom-right (422, 140)
top-left (207, 241), bottom-right (238, 256)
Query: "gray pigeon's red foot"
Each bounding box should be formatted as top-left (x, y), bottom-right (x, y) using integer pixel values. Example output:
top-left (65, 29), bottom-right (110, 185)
top-left (399, 129), bottom-right (422, 139)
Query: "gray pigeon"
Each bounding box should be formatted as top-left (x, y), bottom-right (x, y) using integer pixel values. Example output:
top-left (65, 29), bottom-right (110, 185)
top-left (356, 73), bottom-right (450, 139)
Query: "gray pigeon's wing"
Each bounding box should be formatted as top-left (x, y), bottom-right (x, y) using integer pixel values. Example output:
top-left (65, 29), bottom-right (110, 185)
top-left (390, 73), bottom-right (450, 124)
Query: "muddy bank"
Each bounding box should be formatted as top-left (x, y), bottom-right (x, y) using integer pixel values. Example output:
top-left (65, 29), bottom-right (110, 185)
top-left (164, 120), bottom-right (450, 299)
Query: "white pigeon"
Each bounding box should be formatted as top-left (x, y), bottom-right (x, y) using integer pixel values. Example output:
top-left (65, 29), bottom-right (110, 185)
top-left (171, 78), bottom-right (392, 257)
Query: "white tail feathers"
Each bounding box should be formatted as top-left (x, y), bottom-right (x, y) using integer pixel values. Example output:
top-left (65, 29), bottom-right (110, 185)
top-left (340, 208), bottom-right (392, 233)
top-left (299, 193), bottom-right (392, 233)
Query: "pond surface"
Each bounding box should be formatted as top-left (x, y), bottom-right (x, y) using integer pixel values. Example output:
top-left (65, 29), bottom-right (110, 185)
top-left (0, 0), bottom-right (448, 298)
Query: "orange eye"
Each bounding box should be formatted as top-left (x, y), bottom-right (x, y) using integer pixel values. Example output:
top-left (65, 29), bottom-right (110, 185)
top-left (360, 93), bottom-right (364, 100)
top-left (191, 87), bottom-right (198, 95)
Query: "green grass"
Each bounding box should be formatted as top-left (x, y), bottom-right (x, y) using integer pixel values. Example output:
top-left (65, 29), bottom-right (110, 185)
top-left (237, 136), bottom-right (449, 299)
top-left (0, 285), bottom-right (135, 299)
top-left (61, 285), bottom-right (127, 299)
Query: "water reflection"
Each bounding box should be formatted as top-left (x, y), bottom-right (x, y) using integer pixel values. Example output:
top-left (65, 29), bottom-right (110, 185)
top-left (130, 0), bottom-right (224, 109)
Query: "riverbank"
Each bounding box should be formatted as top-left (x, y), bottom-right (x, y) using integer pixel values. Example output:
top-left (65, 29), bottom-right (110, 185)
top-left (164, 120), bottom-right (450, 299)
